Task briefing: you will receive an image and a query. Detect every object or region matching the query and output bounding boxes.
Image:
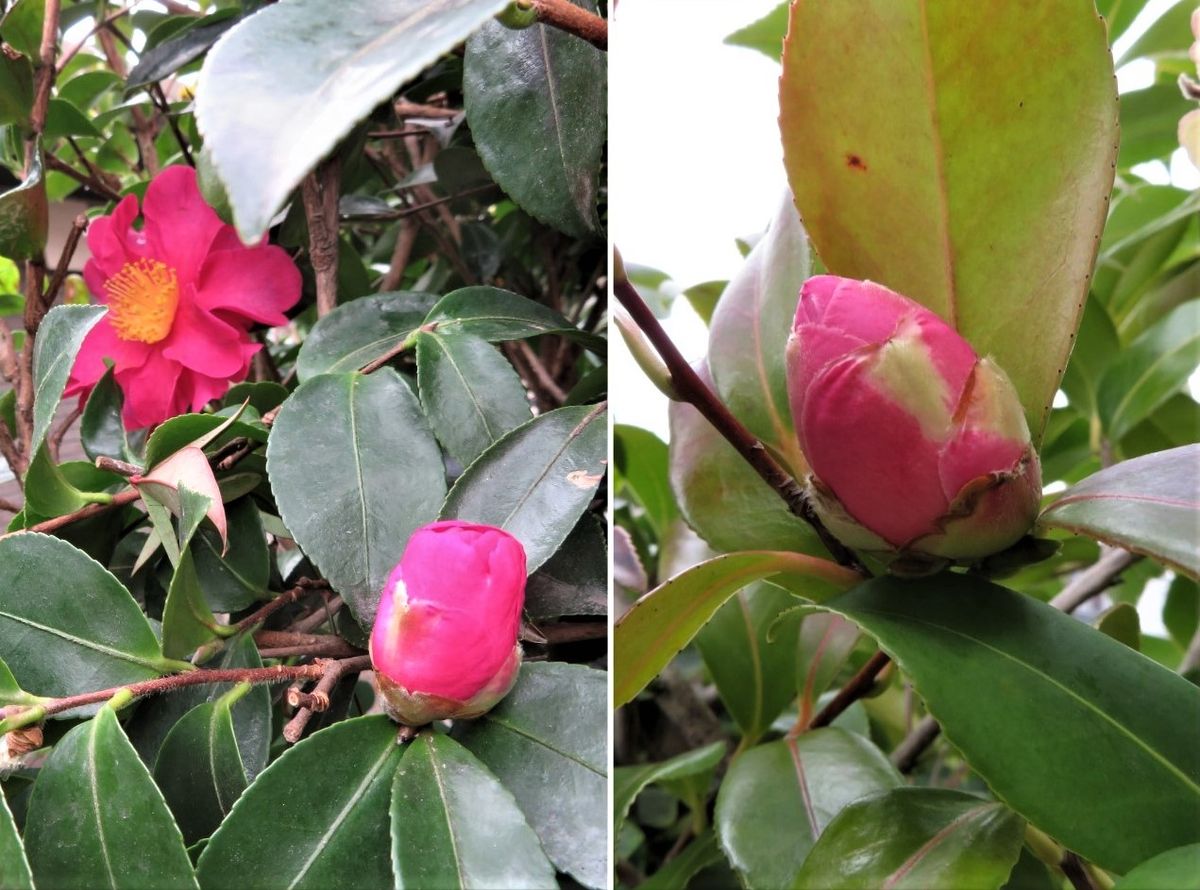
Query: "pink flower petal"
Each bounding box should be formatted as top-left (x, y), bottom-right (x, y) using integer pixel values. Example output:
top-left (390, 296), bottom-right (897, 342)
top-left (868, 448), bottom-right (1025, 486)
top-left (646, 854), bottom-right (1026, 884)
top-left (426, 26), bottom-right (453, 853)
top-left (116, 350), bottom-right (183, 429)
top-left (141, 166), bottom-right (226, 285)
top-left (196, 243), bottom-right (302, 327)
top-left (65, 317), bottom-right (152, 397)
top-left (161, 295), bottom-right (251, 378)
top-left (134, 445), bottom-right (228, 549)
top-left (85, 194), bottom-right (141, 280)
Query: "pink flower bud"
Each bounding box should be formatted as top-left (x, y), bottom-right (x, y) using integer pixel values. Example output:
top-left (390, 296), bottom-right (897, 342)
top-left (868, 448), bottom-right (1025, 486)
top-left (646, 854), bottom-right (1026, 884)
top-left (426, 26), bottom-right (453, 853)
top-left (369, 520), bottom-right (526, 725)
top-left (786, 275), bottom-right (1041, 563)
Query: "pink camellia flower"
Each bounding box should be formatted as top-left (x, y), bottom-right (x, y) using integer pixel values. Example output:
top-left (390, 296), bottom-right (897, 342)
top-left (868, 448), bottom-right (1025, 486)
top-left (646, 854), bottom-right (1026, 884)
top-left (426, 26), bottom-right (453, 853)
top-left (370, 520), bottom-right (526, 726)
top-left (786, 275), bottom-right (1041, 564)
top-left (65, 165), bottom-right (301, 429)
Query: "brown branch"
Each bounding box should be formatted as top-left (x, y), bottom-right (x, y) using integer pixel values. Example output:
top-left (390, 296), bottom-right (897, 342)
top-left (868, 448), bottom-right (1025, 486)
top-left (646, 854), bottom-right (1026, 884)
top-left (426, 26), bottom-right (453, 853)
top-left (614, 276), bottom-right (866, 574)
top-left (368, 128), bottom-right (435, 139)
top-left (288, 595), bottom-right (345, 634)
top-left (230, 581), bottom-right (328, 635)
top-left (379, 220), bottom-right (418, 291)
top-left (301, 156), bottom-right (342, 317)
top-left (254, 630), bottom-right (361, 660)
top-left (96, 26), bottom-right (159, 177)
top-left (891, 715), bottom-right (941, 772)
top-left (149, 83), bottom-right (194, 166)
top-left (393, 101), bottom-right (460, 119)
top-left (0, 418), bottom-right (24, 483)
top-left (56, 3), bottom-right (134, 73)
top-left (806, 650), bottom-right (891, 730)
top-left (45, 214), bottom-right (88, 306)
top-left (0, 495), bottom-right (22, 513)
top-left (47, 403), bottom-right (81, 462)
top-left (6, 488), bottom-right (141, 538)
top-left (515, 340), bottom-right (567, 404)
top-left (1, 661), bottom-right (353, 731)
top-left (282, 655), bottom-right (372, 743)
top-left (529, 0), bottom-right (607, 50)
top-left (44, 153), bottom-right (124, 202)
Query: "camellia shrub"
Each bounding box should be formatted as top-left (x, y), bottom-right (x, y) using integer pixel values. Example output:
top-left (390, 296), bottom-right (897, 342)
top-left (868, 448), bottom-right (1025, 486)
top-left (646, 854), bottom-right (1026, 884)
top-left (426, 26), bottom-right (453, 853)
top-left (0, 1), bottom-right (608, 888)
top-left (614, 2), bottom-right (1199, 889)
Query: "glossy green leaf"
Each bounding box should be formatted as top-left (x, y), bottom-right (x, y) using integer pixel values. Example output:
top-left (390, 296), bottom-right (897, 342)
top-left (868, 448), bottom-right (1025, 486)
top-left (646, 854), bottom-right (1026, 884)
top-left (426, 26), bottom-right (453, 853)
top-left (128, 633), bottom-right (271, 781)
top-left (463, 1), bottom-right (604, 237)
top-left (696, 583), bottom-right (801, 744)
top-left (196, 0), bottom-right (509, 239)
top-left (24, 707), bottom-right (199, 890)
top-left (1097, 301), bottom-right (1200, 442)
top-left (614, 550), bottom-right (858, 708)
top-left (162, 548), bottom-right (222, 659)
top-left (0, 0), bottom-right (43, 64)
top-left (0, 533), bottom-right (175, 705)
top-left (525, 513), bottom-right (607, 618)
top-left (22, 445), bottom-right (106, 519)
top-left (267, 370), bottom-right (446, 625)
top-left (715, 728), bottom-right (902, 888)
top-left (1113, 843), bottom-right (1200, 890)
top-left (191, 498), bottom-right (269, 613)
top-left (390, 732), bottom-right (557, 889)
top-left (0, 146), bottom-right (47, 261)
top-left (30, 303), bottom-right (107, 455)
top-left (725, 2), bottom-right (788, 60)
top-left (669, 362), bottom-right (818, 553)
top-left (295, 291), bottom-right (437, 382)
top-left (126, 12), bottom-right (241, 90)
top-left (817, 573), bottom-right (1200, 873)
top-left (415, 330), bottom-right (531, 466)
top-left (223, 381), bottom-right (288, 414)
top-left (1040, 445), bottom-right (1200, 579)
top-left (1117, 0), bottom-right (1195, 63)
top-left (197, 715), bottom-right (403, 889)
top-left (0, 655), bottom-right (41, 707)
top-left (796, 612), bottom-right (861, 729)
top-left (613, 424), bottom-right (676, 537)
top-left (780, 0), bottom-right (1117, 440)
top-left (154, 689), bottom-right (248, 845)
top-left (0, 790), bottom-right (32, 890)
top-left (143, 411), bottom-right (266, 469)
top-left (80, 365), bottom-right (130, 461)
top-left (794, 788), bottom-right (1025, 890)
top-left (441, 403), bottom-right (607, 573)
top-left (44, 98), bottom-right (102, 139)
top-left (424, 285), bottom-right (607, 353)
top-left (0, 51), bottom-right (33, 129)
top-left (641, 830), bottom-right (726, 890)
top-left (613, 742), bottom-right (724, 837)
top-left (1096, 602), bottom-right (1141, 650)
top-left (708, 191), bottom-right (808, 473)
top-left (455, 662), bottom-right (606, 889)
top-left (1060, 297), bottom-right (1119, 420)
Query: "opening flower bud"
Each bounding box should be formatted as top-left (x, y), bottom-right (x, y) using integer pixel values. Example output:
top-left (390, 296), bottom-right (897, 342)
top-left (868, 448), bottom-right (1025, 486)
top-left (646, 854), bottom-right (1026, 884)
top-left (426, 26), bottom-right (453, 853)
top-left (786, 275), bottom-right (1041, 564)
top-left (369, 520), bottom-right (526, 726)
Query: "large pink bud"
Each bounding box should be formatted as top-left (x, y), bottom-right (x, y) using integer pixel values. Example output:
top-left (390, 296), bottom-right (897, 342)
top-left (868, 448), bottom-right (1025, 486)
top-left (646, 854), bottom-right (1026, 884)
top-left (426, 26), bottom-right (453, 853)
top-left (786, 275), bottom-right (1041, 564)
top-left (369, 520), bottom-right (526, 725)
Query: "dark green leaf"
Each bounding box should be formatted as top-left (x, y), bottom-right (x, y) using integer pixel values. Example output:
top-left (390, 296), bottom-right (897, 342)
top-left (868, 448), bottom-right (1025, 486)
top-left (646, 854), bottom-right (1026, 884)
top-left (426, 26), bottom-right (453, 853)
top-left (669, 362), bottom-right (818, 553)
top-left (1095, 602), bottom-right (1141, 650)
top-left (0, 533), bottom-right (177, 706)
top-left (44, 98), bottom-right (102, 139)
top-left (613, 424), bottom-right (677, 537)
top-left (1060, 297), bottom-right (1119, 420)
top-left (817, 573), bottom-right (1200, 873)
top-left (614, 550), bottom-right (858, 708)
top-left (779, 0), bottom-right (1118, 440)
top-left (162, 548), bottom-right (222, 659)
top-left (0, 790), bottom-right (32, 890)
top-left (191, 497), bottom-right (269, 612)
top-left (455, 662), bottom-right (606, 889)
top-left (0, 655), bottom-right (41, 707)
top-left (143, 412), bottom-right (266, 469)
top-left (441, 403), bottom-right (607, 573)
top-left (715, 729), bottom-right (902, 888)
top-left (613, 742), bottom-right (724, 837)
top-left (708, 191), bottom-right (809, 473)
top-left (525, 513), bottom-right (607, 618)
top-left (725, 2), bottom-right (788, 60)
top-left (128, 633), bottom-right (271, 781)
top-left (1040, 445), bottom-right (1200, 579)
top-left (1164, 576), bottom-right (1199, 650)
top-left (195, 0), bottom-right (510, 238)
top-left (22, 445), bottom-right (106, 520)
top-left (794, 788), bottom-right (1025, 890)
top-left (1113, 843), bottom-right (1200, 889)
top-left (295, 291), bottom-right (437, 381)
top-left (80, 365), bottom-right (130, 462)
top-left (1097, 301), bottom-right (1200, 442)
top-left (127, 13), bottom-right (241, 90)
top-left (0, 51), bottom-right (33, 129)
top-left (31, 305), bottom-right (106, 457)
top-left (24, 708), bottom-right (199, 889)
top-left (424, 285), bottom-right (606, 353)
top-left (222, 381), bottom-right (289, 414)
top-left (795, 612), bottom-right (861, 729)
top-left (463, 1), bottom-right (605, 237)
top-left (696, 583), bottom-right (801, 744)
top-left (196, 715), bottom-right (404, 889)
top-left (415, 330), bottom-right (531, 466)
top-left (0, 0), bottom-right (44, 60)
top-left (390, 732), bottom-right (557, 889)
top-left (267, 370), bottom-right (445, 625)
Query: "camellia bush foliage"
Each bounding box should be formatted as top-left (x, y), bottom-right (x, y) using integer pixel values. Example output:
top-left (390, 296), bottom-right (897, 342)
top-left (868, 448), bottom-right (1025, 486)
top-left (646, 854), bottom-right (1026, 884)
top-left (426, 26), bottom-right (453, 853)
top-left (614, 2), bottom-right (1199, 889)
top-left (0, 1), bottom-right (608, 888)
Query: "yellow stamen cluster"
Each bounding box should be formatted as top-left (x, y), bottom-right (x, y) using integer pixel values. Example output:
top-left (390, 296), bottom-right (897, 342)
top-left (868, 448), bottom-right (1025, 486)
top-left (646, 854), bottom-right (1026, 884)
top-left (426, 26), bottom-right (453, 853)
top-left (105, 257), bottom-right (180, 344)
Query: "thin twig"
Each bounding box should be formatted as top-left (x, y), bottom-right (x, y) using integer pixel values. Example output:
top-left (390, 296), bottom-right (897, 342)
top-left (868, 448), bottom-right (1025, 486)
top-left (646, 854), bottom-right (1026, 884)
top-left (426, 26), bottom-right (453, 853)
top-left (614, 276), bottom-right (866, 574)
top-left (806, 650), bottom-right (891, 730)
top-left (282, 656), bottom-right (372, 743)
top-left (3, 489), bottom-right (141, 538)
top-left (515, 340), bottom-right (567, 404)
top-left (0, 496), bottom-right (22, 513)
top-left (149, 83), bottom-right (194, 166)
top-left (301, 156), bottom-right (342, 317)
top-left (379, 220), bottom-right (418, 291)
top-left (529, 0), bottom-right (607, 50)
top-left (56, 3), bottom-right (134, 73)
top-left (288, 595), bottom-right (345, 634)
top-left (44, 153), bottom-right (123, 202)
top-left (1049, 547), bottom-right (1139, 613)
top-left (891, 715), bottom-right (941, 772)
top-left (231, 581), bottom-right (328, 635)
top-left (44, 214), bottom-right (88, 306)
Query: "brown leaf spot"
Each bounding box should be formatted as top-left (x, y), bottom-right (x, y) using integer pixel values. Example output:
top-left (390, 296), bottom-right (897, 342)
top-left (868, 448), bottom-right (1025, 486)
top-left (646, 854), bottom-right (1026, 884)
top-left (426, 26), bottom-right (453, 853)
top-left (566, 470), bottom-right (603, 488)
top-left (846, 153), bottom-right (867, 171)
